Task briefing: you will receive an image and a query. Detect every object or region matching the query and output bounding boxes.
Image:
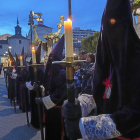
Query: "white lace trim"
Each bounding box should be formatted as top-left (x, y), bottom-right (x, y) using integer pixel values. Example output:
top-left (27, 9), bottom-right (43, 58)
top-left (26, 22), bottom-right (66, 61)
top-left (79, 114), bottom-right (121, 140)
top-left (42, 95), bottom-right (56, 109)
top-left (78, 94), bottom-right (96, 117)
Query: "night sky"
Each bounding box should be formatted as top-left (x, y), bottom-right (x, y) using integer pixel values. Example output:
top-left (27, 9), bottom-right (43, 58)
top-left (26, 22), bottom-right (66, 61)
top-left (0, 0), bottom-right (106, 36)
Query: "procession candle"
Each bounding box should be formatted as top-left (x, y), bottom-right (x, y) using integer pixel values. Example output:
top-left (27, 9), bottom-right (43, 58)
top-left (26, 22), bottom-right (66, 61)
top-left (64, 19), bottom-right (73, 58)
top-left (32, 47), bottom-right (36, 64)
top-left (8, 59), bottom-right (10, 66)
top-left (6, 61), bottom-right (8, 67)
top-left (9, 61), bottom-right (11, 66)
top-left (20, 56), bottom-right (23, 66)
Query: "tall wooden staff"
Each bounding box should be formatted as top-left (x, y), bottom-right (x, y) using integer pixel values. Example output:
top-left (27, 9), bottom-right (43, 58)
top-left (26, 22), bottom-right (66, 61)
top-left (31, 47), bottom-right (44, 140)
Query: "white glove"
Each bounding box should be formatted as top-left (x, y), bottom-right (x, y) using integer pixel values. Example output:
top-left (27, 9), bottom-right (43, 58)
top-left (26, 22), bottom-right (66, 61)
top-left (26, 81), bottom-right (33, 90)
top-left (40, 85), bottom-right (45, 97)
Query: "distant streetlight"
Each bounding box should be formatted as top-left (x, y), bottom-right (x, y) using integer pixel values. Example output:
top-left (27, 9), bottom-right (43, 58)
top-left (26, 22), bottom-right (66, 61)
top-left (4, 54), bottom-right (5, 56)
top-left (28, 11), bottom-right (34, 49)
top-left (5, 51), bottom-right (8, 54)
top-left (34, 12), bottom-right (43, 24)
top-left (8, 46), bottom-right (12, 49)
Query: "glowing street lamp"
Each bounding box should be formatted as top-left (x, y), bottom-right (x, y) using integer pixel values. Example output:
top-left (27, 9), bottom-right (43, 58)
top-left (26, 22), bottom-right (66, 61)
top-left (8, 46), bottom-right (12, 49)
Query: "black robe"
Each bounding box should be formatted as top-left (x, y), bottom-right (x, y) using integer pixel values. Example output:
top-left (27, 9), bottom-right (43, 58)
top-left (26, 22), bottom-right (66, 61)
top-left (16, 68), bottom-right (30, 112)
top-left (44, 67), bottom-right (69, 140)
top-left (81, 0), bottom-right (140, 139)
top-left (28, 67), bottom-right (45, 128)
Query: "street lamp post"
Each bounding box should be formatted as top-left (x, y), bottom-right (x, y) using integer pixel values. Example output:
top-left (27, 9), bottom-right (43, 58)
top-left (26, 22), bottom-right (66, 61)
top-left (8, 46), bottom-right (12, 53)
top-left (28, 11), bottom-right (34, 49)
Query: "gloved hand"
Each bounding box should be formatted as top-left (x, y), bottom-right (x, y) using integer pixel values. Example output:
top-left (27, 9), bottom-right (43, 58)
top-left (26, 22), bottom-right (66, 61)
top-left (33, 82), bottom-right (40, 90)
top-left (26, 81), bottom-right (33, 90)
top-left (64, 119), bottom-right (82, 139)
top-left (40, 85), bottom-right (45, 97)
top-left (62, 99), bottom-right (81, 119)
top-left (35, 97), bottom-right (43, 104)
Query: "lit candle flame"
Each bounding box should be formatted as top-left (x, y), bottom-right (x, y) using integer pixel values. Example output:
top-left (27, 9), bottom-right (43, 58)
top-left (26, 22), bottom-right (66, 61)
top-left (20, 56), bottom-right (23, 66)
top-left (32, 46), bottom-right (36, 64)
top-left (67, 18), bottom-right (71, 22)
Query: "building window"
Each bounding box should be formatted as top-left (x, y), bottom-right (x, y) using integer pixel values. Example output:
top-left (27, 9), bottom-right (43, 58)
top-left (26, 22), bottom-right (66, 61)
top-left (19, 40), bottom-right (21, 44)
top-left (0, 45), bottom-right (2, 49)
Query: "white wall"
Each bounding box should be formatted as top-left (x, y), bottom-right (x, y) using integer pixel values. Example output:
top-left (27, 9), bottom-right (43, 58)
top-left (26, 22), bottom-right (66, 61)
top-left (0, 44), bottom-right (10, 55)
top-left (8, 38), bottom-right (30, 56)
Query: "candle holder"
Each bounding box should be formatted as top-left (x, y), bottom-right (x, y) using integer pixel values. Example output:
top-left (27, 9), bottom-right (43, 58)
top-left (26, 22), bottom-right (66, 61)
top-left (4, 66), bottom-right (13, 69)
top-left (53, 59), bottom-right (86, 102)
top-left (18, 66), bottom-right (26, 68)
top-left (52, 60), bottom-right (86, 67)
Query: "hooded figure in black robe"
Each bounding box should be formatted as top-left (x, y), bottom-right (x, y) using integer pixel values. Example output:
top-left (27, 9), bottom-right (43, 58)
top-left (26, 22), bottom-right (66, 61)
top-left (14, 53), bottom-right (20, 104)
top-left (16, 47), bottom-right (29, 111)
top-left (25, 44), bottom-right (45, 128)
top-left (7, 50), bottom-right (16, 101)
top-left (39, 35), bottom-right (69, 140)
top-left (62, 0), bottom-right (140, 139)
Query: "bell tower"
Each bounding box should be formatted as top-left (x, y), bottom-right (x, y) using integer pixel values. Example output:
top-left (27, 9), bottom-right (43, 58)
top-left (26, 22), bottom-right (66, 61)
top-left (15, 17), bottom-right (21, 35)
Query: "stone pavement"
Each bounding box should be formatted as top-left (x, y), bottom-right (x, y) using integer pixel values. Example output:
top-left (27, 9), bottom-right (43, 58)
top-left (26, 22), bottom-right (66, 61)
top-left (0, 71), bottom-right (43, 140)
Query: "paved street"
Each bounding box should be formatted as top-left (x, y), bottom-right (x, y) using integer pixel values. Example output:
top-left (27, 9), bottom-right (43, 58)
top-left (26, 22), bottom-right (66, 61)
top-left (0, 71), bottom-right (43, 140)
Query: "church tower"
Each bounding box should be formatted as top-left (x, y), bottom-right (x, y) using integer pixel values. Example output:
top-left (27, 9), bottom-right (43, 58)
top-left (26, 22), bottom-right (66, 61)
top-left (15, 17), bottom-right (21, 35)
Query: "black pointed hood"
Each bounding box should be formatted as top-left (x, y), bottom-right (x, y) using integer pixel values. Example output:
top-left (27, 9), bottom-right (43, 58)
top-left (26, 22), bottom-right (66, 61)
top-left (43, 35), bottom-right (65, 93)
top-left (15, 53), bottom-right (19, 64)
top-left (15, 53), bottom-right (20, 72)
top-left (36, 43), bottom-right (41, 64)
top-left (92, 0), bottom-right (140, 112)
top-left (8, 50), bottom-right (15, 66)
top-left (21, 47), bottom-right (25, 65)
top-left (51, 35), bottom-right (64, 61)
top-left (102, 0), bottom-right (132, 22)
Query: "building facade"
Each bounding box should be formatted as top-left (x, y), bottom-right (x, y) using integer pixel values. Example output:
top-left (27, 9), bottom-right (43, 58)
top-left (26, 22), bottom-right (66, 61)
top-left (73, 27), bottom-right (96, 54)
top-left (0, 17), bottom-right (30, 63)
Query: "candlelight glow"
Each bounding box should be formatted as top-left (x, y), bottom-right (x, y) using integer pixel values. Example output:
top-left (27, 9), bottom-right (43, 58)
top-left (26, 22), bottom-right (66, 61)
top-left (8, 59), bottom-right (10, 61)
top-left (20, 56), bottom-right (23, 66)
top-left (9, 61), bottom-right (11, 66)
top-left (67, 18), bottom-right (71, 22)
top-left (32, 46), bottom-right (36, 64)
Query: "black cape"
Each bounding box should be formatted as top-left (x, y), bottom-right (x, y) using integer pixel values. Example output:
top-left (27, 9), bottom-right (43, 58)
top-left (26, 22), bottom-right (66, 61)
top-left (84, 0), bottom-right (140, 139)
